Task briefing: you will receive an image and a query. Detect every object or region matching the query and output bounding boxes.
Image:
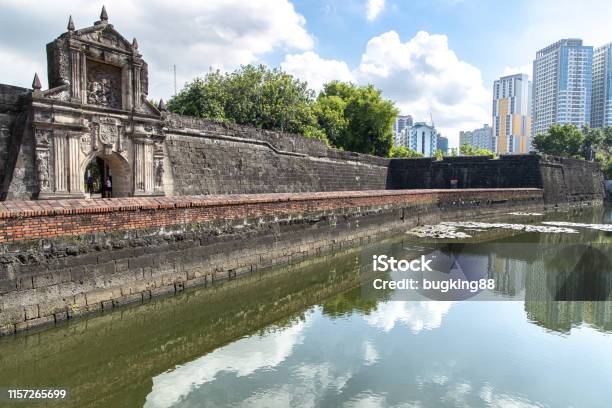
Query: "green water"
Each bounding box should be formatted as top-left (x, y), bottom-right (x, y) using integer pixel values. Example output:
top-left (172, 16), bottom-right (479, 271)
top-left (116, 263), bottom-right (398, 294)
top-left (1, 206), bottom-right (612, 407)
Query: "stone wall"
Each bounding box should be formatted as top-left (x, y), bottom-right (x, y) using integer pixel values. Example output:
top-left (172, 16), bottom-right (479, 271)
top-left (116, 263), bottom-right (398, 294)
top-left (0, 189), bottom-right (542, 335)
top-left (164, 113), bottom-right (390, 195)
top-left (0, 84), bottom-right (36, 201)
top-left (387, 154), bottom-right (604, 204)
top-left (538, 156), bottom-right (606, 204)
top-left (0, 90), bottom-right (604, 204)
top-left (164, 114), bottom-right (604, 204)
top-left (0, 245), bottom-right (369, 407)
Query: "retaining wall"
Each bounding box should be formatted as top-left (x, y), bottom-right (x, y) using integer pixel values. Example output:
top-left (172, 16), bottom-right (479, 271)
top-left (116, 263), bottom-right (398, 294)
top-left (0, 188), bottom-right (543, 335)
top-left (387, 154), bottom-right (605, 204)
top-left (164, 113), bottom-right (390, 195)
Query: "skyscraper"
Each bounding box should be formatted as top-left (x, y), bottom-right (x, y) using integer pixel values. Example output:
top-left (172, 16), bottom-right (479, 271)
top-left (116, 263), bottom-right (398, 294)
top-left (459, 124), bottom-right (494, 151)
top-left (405, 122), bottom-right (438, 157)
top-left (436, 134), bottom-right (448, 155)
top-left (492, 74), bottom-right (532, 154)
top-left (532, 39), bottom-right (593, 136)
top-left (591, 43), bottom-right (612, 128)
top-left (393, 115), bottom-right (413, 139)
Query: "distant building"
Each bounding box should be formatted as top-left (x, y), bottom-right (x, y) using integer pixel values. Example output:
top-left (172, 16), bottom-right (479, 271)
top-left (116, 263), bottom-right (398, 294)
top-left (436, 134), bottom-right (448, 155)
top-left (532, 39), bottom-right (593, 136)
top-left (591, 43), bottom-right (612, 128)
top-left (393, 115), bottom-right (413, 145)
top-left (398, 122), bottom-right (437, 157)
top-left (492, 73), bottom-right (532, 154)
top-left (459, 124), bottom-right (493, 151)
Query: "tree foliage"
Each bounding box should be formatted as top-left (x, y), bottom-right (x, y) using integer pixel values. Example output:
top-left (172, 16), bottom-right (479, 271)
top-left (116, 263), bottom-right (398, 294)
top-left (168, 66), bottom-right (400, 156)
top-left (312, 81), bottom-right (399, 157)
top-left (459, 143), bottom-right (496, 157)
top-left (166, 65), bottom-right (320, 137)
top-left (532, 124), bottom-right (612, 178)
top-left (532, 124), bottom-right (585, 158)
top-left (389, 146), bottom-right (424, 158)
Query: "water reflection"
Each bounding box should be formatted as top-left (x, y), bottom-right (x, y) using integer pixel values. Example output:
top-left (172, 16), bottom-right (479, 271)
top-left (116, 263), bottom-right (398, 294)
top-left (0, 206), bottom-right (610, 407)
top-left (145, 316), bottom-right (310, 408)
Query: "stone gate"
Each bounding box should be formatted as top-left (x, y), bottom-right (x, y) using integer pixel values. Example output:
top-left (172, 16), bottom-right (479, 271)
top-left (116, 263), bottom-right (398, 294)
top-left (30, 7), bottom-right (165, 199)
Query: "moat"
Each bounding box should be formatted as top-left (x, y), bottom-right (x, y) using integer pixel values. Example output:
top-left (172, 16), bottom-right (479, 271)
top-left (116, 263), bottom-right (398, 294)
top-left (1, 205), bottom-right (611, 408)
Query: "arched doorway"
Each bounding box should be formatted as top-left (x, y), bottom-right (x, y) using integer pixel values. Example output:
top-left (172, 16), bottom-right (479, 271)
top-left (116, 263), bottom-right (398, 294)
top-left (82, 153), bottom-right (131, 198)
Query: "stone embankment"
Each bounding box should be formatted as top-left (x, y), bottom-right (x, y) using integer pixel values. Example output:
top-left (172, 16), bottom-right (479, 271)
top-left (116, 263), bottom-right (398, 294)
top-left (0, 188), bottom-right (544, 336)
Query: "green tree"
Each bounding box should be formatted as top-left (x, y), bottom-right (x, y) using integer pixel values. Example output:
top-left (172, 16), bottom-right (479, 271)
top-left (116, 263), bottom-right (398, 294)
top-left (581, 126), bottom-right (604, 160)
top-left (314, 81), bottom-right (398, 157)
top-left (389, 145), bottom-right (424, 158)
top-left (459, 143), bottom-right (496, 157)
top-left (309, 95), bottom-right (347, 147)
top-left (532, 124), bottom-right (585, 158)
top-left (434, 149), bottom-right (444, 160)
top-left (602, 127), bottom-right (612, 153)
top-left (167, 64), bottom-right (322, 139)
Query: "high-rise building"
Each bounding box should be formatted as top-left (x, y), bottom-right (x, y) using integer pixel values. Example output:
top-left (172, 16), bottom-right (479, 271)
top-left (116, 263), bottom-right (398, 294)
top-left (591, 43), bottom-right (612, 128)
top-left (459, 124), bottom-right (494, 151)
top-left (393, 115), bottom-right (413, 140)
top-left (532, 39), bottom-right (593, 136)
top-left (400, 122), bottom-right (437, 157)
top-left (436, 134), bottom-right (448, 155)
top-left (492, 74), bottom-right (532, 154)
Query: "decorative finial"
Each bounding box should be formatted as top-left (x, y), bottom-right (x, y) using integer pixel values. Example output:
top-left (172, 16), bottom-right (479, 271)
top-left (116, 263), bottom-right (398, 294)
top-left (132, 37), bottom-right (139, 50)
top-left (67, 15), bottom-right (75, 31)
top-left (32, 73), bottom-right (42, 90)
top-left (158, 98), bottom-right (166, 111)
top-left (100, 5), bottom-right (108, 21)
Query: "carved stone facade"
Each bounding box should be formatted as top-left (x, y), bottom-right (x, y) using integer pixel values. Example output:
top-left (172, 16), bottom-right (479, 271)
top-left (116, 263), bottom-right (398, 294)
top-left (32, 8), bottom-right (165, 199)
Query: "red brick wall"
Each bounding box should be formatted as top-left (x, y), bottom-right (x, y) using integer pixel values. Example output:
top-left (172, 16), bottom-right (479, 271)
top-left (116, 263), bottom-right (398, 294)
top-left (0, 189), bottom-right (542, 244)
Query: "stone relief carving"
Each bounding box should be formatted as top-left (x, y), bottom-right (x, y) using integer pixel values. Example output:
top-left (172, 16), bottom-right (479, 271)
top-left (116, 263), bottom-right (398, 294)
top-left (36, 150), bottom-right (50, 191)
top-left (80, 133), bottom-right (92, 154)
top-left (154, 142), bottom-right (165, 189)
top-left (34, 129), bottom-right (51, 192)
top-left (141, 63), bottom-right (149, 95)
top-left (98, 121), bottom-right (117, 145)
top-left (46, 89), bottom-right (71, 101)
top-left (154, 158), bottom-right (164, 188)
top-left (80, 30), bottom-right (129, 51)
top-left (86, 60), bottom-right (122, 108)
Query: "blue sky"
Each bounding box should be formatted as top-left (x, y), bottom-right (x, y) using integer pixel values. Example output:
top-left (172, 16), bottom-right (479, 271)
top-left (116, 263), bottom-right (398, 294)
top-left (1, 0), bottom-right (612, 146)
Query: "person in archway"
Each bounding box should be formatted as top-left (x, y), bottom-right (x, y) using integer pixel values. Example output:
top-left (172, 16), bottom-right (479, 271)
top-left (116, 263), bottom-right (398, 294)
top-left (105, 176), bottom-right (112, 198)
top-left (86, 170), bottom-right (94, 198)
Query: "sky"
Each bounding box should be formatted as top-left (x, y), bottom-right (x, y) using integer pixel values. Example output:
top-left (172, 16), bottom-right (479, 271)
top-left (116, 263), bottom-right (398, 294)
top-left (2, 0), bottom-right (612, 147)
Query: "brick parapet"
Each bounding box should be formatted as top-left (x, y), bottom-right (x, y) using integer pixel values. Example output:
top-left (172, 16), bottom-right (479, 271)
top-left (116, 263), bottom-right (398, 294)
top-left (0, 189), bottom-right (542, 244)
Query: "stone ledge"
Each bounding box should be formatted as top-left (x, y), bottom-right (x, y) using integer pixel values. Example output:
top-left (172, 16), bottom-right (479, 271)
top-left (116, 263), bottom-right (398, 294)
top-left (0, 189), bottom-right (542, 219)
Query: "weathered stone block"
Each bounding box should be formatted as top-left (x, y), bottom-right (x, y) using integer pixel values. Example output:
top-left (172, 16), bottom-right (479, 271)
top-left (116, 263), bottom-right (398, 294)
top-left (85, 288), bottom-right (116, 306)
top-left (0, 307), bottom-right (25, 325)
top-left (0, 323), bottom-right (15, 336)
top-left (24, 304), bottom-right (38, 320)
top-left (150, 284), bottom-right (175, 297)
top-left (38, 299), bottom-right (69, 318)
top-left (15, 315), bottom-right (55, 332)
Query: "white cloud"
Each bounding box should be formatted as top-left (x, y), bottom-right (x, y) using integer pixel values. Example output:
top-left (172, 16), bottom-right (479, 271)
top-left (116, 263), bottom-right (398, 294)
top-left (355, 31), bottom-right (490, 146)
top-left (145, 318), bottom-right (309, 408)
top-left (362, 340), bottom-right (379, 366)
top-left (284, 31), bottom-right (490, 147)
top-left (0, 0), bottom-right (314, 98)
top-left (366, 0), bottom-right (386, 21)
top-left (281, 51), bottom-right (353, 91)
top-left (501, 63), bottom-right (533, 80)
top-left (364, 301), bottom-right (453, 333)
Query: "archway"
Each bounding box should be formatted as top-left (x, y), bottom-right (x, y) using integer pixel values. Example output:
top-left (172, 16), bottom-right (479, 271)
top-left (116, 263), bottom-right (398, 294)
top-left (82, 152), bottom-right (131, 198)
